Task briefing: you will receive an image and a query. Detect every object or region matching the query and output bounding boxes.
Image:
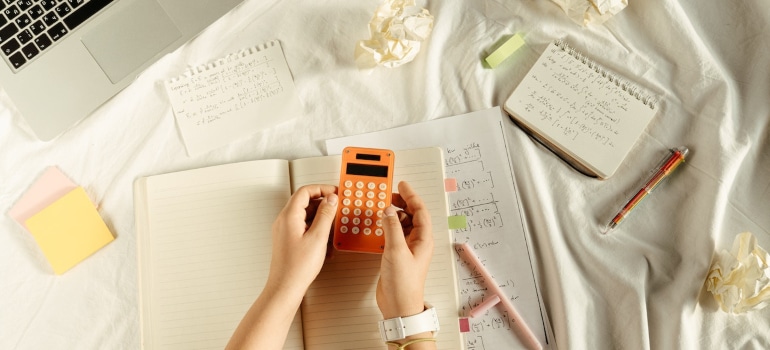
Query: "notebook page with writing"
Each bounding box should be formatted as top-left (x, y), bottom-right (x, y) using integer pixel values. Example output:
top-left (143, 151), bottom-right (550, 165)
top-left (289, 148), bottom-right (463, 349)
top-left (135, 160), bottom-right (304, 350)
top-left (326, 108), bottom-right (552, 349)
top-left (504, 40), bottom-right (658, 178)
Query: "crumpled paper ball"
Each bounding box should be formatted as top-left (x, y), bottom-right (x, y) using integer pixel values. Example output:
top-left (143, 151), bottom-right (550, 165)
top-left (354, 0), bottom-right (434, 69)
top-left (706, 232), bottom-right (770, 313)
top-left (549, 0), bottom-right (628, 26)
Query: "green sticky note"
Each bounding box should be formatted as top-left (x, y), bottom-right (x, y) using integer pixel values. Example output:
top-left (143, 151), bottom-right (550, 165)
top-left (448, 215), bottom-right (467, 229)
top-left (485, 33), bottom-right (525, 68)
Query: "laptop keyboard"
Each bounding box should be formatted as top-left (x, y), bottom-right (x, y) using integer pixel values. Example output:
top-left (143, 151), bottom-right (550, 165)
top-left (0, 0), bottom-right (114, 71)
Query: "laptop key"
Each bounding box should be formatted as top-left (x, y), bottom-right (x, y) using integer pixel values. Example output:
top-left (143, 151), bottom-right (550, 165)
top-left (29, 19), bottom-right (44, 35)
top-left (63, 0), bottom-right (113, 30)
top-left (15, 27), bottom-right (30, 44)
top-left (8, 49), bottom-right (23, 67)
top-left (1, 36), bottom-right (18, 55)
top-left (54, 3), bottom-right (70, 18)
top-left (20, 40), bottom-right (36, 59)
top-left (13, 12), bottom-right (28, 27)
top-left (66, 0), bottom-right (84, 9)
top-left (16, 0), bottom-right (33, 12)
top-left (47, 22), bottom-right (65, 41)
top-left (0, 22), bottom-right (17, 43)
top-left (3, 4), bottom-right (19, 20)
top-left (40, 0), bottom-right (55, 11)
top-left (42, 11), bottom-right (57, 26)
top-left (28, 4), bottom-right (43, 19)
top-left (34, 32), bottom-right (51, 50)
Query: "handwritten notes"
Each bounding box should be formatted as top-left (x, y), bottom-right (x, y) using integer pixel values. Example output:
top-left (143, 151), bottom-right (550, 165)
top-left (326, 108), bottom-right (550, 349)
top-left (504, 40), bottom-right (657, 178)
top-left (165, 40), bottom-right (301, 156)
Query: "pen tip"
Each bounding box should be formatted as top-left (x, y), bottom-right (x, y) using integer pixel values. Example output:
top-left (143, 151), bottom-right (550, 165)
top-left (603, 222), bottom-right (616, 234)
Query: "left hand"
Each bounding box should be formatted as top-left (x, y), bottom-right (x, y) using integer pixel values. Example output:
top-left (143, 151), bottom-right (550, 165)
top-left (266, 184), bottom-right (338, 295)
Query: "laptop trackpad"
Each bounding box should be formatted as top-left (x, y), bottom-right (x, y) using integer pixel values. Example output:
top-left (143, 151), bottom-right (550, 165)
top-left (81, 0), bottom-right (182, 83)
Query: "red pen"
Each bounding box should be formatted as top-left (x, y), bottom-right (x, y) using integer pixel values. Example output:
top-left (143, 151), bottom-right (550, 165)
top-left (605, 146), bottom-right (689, 232)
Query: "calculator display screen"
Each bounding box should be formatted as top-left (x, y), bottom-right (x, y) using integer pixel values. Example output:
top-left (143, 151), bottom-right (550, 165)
top-left (346, 163), bottom-right (389, 177)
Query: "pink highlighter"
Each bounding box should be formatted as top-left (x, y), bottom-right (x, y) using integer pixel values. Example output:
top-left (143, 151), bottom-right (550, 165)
top-left (457, 243), bottom-right (543, 350)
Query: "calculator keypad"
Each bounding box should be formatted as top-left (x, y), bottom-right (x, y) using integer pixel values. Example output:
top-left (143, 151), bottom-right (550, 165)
top-left (337, 180), bottom-right (387, 237)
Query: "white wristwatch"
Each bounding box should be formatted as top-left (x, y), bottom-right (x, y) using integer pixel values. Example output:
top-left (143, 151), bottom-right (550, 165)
top-left (378, 303), bottom-right (440, 342)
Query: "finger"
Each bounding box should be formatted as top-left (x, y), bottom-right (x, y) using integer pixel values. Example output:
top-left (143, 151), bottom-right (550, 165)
top-left (382, 205), bottom-right (408, 252)
top-left (306, 193), bottom-right (338, 239)
top-left (391, 193), bottom-right (407, 210)
top-left (396, 182), bottom-right (433, 256)
top-left (286, 184), bottom-right (338, 212)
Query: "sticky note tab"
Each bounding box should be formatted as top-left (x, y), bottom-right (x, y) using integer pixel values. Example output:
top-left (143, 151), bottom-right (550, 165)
top-left (444, 178), bottom-right (457, 192)
top-left (485, 33), bottom-right (525, 68)
top-left (448, 215), bottom-right (467, 230)
top-left (8, 166), bottom-right (78, 231)
top-left (25, 187), bottom-right (114, 274)
top-left (459, 317), bottom-right (471, 333)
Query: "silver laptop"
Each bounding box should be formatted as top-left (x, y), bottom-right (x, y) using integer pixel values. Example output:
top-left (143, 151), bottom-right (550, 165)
top-left (0, 0), bottom-right (243, 140)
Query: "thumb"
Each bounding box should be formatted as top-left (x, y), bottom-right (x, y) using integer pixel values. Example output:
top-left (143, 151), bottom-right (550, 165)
top-left (307, 193), bottom-right (338, 237)
top-left (382, 205), bottom-right (407, 251)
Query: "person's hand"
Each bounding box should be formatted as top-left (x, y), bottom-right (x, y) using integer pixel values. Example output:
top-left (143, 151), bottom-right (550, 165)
top-left (376, 181), bottom-right (434, 320)
top-left (266, 184), bottom-right (338, 296)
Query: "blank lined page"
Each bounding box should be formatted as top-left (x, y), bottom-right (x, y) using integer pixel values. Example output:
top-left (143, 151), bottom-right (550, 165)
top-left (135, 160), bottom-right (304, 350)
top-left (290, 148), bottom-right (462, 349)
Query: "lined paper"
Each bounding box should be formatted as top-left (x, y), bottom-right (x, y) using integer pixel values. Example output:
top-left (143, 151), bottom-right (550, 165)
top-left (135, 160), bottom-right (304, 350)
top-left (290, 148), bottom-right (463, 349)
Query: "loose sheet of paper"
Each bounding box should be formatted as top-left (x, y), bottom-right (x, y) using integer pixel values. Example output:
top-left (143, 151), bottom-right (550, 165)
top-left (326, 108), bottom-right (551, 349)
top-left (165, 40), bottom-right (301, 156)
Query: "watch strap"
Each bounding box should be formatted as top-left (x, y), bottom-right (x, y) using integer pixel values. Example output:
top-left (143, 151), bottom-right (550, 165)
top-left (378, 304), bottom-right (440, 342)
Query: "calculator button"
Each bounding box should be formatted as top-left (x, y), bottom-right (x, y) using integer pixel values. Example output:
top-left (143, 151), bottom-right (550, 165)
top-left (377, 201), bottom-right (386, 209)
top-left (364, 218), bottom-right (372, 226)
top-left (376, 219), bottom-right (382, 227)
top-left (379, 183), bottom-right (387, 191)
top-left (364, 228), bottom-right (372, 235)
top-left (353, 208), bottom-right (362, 216)
top-left (352, 227), bottom-right (359, 234)
top-left (344, 180), bottom-right (353, 188)
top-left (343, 198), bottom-right (351, 206)
top-left (343, 189), bottom-right (352, 197)
top-left (365, 200), bottom-right (374, 208)
top-left (367, 191), bottom-right (375, 199)
top-left (378, 192), bottom-right (386, 200)
top-left (354, 199), bottom-right (363, 207)
top-left (341, 217), bottom-right (349, 224)
top-left (365, 209), bottom-right (373, 217)
top-left (367, 182), bottom-right (376, 190)
top-left (355, 190), bottom-right (363, 198)
top-left (341, 207), bottom-right (350, 215)
top-left (352, 218), bottom-right (360, 225)
top-left (377, 210), bottom-right (383, 217)
top-left (340, 226), bottom-right (348, 233)
top-left (356, 181), bottom-right (364, 189)
top-left (375, 228), bottom-right (384, 236)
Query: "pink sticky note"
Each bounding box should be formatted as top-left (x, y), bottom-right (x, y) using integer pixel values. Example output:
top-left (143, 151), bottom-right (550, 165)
top-left (444, 178), bottom-right (457, 192)
top-left (459, 317), bottom-right (470, 333)
top-left (8, 166), bottom-right (79, 231)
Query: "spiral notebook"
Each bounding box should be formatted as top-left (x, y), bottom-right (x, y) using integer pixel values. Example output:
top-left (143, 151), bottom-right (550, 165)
top-left (164, 40), bottom-right (301, 156)
top-left (503, 40), bottom-right (658, 179)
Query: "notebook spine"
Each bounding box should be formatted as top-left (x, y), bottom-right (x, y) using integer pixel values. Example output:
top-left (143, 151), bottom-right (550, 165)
top-left (554, 40), bottom-right (657, 110)
top-left (168, 40), bottom-right (278, 82)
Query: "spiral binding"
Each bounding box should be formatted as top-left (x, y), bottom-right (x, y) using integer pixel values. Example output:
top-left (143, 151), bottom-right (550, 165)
top-left (554, 40), bottom-right (657, 110)
top-left (168, 40), bottom-right (278, 83)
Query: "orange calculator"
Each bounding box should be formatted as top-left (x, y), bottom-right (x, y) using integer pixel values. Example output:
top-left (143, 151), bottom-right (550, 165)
top-left (333, 147), bottom-right (395, 253)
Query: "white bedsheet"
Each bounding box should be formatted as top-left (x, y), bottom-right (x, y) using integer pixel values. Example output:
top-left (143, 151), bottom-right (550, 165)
top-left (1, 1), bottom-right (768, 349)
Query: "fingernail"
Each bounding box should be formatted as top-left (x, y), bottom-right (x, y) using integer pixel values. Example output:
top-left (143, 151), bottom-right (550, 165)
top-left (384, 206), bottom-right (397, 217)
top-left (326, 193), bottom-right (338, 206)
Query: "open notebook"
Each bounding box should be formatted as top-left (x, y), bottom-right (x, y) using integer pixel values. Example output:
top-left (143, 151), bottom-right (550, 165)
top-left (133, 147), bottom-right (462, 349)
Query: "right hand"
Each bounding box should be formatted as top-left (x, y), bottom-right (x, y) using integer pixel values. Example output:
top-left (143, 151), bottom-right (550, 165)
top-left (376, 181), bottom-right (434, 319)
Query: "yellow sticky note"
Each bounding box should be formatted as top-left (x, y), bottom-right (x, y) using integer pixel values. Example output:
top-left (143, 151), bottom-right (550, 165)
top-left (485, 33), bottom-right (525, 68)
top-left (25, 187), bottom-right (114, 274)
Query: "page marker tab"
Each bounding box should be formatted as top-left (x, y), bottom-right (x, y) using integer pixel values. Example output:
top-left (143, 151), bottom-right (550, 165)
top-left (444, 178), bottom-right (457, 192)
top-left (448, 215), bottom-right (467, 229)
top-left (485, 33), bottom-right (525, 68)
top-left (459, 317), bottom-right (471, 333)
